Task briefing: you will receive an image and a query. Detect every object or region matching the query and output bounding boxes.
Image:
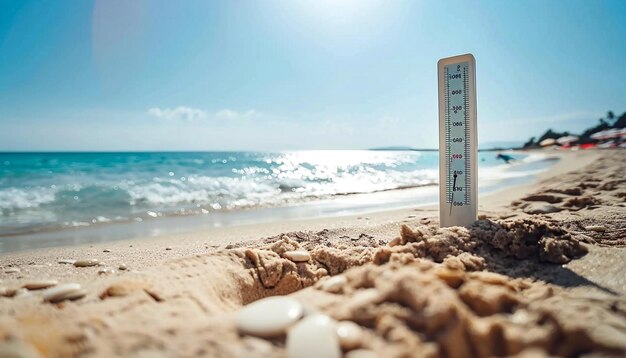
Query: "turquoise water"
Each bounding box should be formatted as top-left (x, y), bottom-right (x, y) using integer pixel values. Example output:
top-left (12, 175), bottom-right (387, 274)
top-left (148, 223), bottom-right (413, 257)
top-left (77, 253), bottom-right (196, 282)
top-left (0, 151), bottom-right (549, 239)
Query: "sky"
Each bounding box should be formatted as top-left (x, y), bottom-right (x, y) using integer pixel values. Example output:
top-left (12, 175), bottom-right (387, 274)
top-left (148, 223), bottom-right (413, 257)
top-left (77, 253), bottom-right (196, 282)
top-left (0, 0), bottom-right (625, 151)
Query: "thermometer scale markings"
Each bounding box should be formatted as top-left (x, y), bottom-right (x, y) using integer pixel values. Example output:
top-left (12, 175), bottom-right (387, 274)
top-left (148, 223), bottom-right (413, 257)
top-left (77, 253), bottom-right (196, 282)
top-left (445, 63), bottom-right (469, 206)
top-left (438, 54), bottom-right (477, 227)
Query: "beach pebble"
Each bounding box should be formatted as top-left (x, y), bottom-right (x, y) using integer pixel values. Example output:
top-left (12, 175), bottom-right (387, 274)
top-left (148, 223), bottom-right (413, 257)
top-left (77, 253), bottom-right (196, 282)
top-left (14, 288), bottom-right (31, 298)
top-left (283, 250), bottom-right (311, 263)
top-left (166, 246), bottom-right (172, 251)
top-left (237, 296), bottom-right (304, 337)
top-left (98, 267), bottom-right (115, 275)
top-left (22, 279), bottom-right (58, 290)
top-left (345, 349), bottom-right (379, 358)
top-left (523, 203), bottom-right (562, 215)
top-left (103, 248), bottom-right (111, 253)
top-left (74, 259), bottom-right (100, 267)
top-left (42, 283), bottom-right (86, 303)
top-left (336, 321), bottom-right (364, 350)
top-left (58, 259), bottom-right (76, 265)
top-left (1, 287), bottom-right (19, 297)
top-left (287, 314), bottom-right (340, 358)
top-left (584, 225), bottom-right (607, 232)
top-left (118, 263), bottom-right (128, 271)
top-left (388, 237), bottom-right (403, 247)
top-left (4, 267), bottom-right (20, 274)
top-left (320, 275), bottom-right (347, 294)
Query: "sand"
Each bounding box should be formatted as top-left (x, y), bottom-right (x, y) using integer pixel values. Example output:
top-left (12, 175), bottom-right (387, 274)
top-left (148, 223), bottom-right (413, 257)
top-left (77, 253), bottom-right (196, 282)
top-left (0, 149), bottom-right (625, 357)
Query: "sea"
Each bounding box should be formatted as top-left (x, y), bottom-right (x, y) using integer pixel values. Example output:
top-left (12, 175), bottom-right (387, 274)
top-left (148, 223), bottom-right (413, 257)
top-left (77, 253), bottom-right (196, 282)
top-left (0, 150), bottom-right (556, 252)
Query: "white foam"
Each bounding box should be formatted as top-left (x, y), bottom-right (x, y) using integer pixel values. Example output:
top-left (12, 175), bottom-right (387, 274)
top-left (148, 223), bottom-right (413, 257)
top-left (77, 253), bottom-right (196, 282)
top-left (0, 187), bottom-right (57, 211)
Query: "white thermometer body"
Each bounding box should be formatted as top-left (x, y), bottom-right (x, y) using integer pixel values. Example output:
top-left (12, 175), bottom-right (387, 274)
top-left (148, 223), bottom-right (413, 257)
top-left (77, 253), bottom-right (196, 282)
top-left (438, 54), bottom-right (477, 227)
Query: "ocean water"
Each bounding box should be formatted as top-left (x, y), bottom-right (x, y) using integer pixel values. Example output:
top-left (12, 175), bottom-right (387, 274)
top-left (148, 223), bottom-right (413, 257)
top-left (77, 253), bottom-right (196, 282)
top-left (0, 151), bottom-right (553, 239)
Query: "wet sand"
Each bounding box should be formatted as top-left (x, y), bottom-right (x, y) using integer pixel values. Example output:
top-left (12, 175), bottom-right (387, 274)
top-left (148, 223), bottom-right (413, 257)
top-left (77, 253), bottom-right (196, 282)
top-left (0, 149), bottom-right (624, 357)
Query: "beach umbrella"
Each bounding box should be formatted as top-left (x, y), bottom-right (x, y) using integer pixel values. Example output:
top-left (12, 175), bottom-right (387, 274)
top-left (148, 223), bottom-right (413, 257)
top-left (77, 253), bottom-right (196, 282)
top-left (590, 130), bottom-right (607, 140)
top-left (539, 138), bottom-right (556, 147)
top-left (591, 129), bottom-right (620, 140)
top-left (556, 135), bottom-right (579, 145)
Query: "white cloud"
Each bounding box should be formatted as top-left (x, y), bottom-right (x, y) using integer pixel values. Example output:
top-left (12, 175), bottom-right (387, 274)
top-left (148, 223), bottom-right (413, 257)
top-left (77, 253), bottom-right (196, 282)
top-left (215, 109), bottom-right (257, 120)
top-left (148, 106), bottom-right (207, 121)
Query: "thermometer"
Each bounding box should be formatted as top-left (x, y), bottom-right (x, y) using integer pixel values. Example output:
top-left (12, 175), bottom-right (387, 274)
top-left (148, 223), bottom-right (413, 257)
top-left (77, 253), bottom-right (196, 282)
top-left (438, 54), bottom-right (477, 227)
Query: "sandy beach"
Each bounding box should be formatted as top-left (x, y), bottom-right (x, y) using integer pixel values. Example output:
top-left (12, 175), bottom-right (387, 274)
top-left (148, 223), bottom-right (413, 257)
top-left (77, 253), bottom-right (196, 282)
top-left (0, 149), bottom-right (625, 357)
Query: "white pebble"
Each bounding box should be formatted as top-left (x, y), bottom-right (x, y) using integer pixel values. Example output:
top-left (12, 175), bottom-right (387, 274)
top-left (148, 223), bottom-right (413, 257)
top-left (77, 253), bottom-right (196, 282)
top-left (103, 248), bottom-right (111, 253)
top-left (42, 283), bottom-right (85, 303)
top-left (584, 225), bottom-right (607, 232)
top-left (58, 259), bottom-right (76, 265)
top-left (23, 280), bottom-right (58, 290)
top-left (74, 259), bottom-right (99, 267)
top-left (345, 349), bottom-right (379, 358)
top-left (118, 263), bottom-right (128, 271)
top-left (165, 247), bottom-right (172, 251)
top-left (336, 321), bottom-right (363, 350)
top-left (98, 267), bottom-right (115, 275)
top-left (237, 296), bottom-right (303, 337)
top-left (284, 250), bottom-right (311, 263)
top-left (320, 275), bottom-right (347, 294)
top-left (4, 267), bottom-right (20, 273)
top-left (14, 288), bottom-right (32, 298)
top-left (287, 314), bottom-right (340, 358)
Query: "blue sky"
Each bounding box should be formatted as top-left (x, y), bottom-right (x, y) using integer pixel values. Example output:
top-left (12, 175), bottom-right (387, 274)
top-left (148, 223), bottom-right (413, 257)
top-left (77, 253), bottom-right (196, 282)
top-left (0, 0), bottom-right (625, 151)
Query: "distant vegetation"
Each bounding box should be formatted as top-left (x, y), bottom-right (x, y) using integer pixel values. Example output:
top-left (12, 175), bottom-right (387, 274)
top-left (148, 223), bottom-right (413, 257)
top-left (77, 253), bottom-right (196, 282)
top-left (522, 110), bottom-right (626, 148)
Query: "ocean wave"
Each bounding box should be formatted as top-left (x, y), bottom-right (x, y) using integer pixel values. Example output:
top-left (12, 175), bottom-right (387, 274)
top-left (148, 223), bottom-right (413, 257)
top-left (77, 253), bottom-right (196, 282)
top-left (0, 187), bottom-right (57, 211)
top-left (0, 151), bottom-right (555, 236)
